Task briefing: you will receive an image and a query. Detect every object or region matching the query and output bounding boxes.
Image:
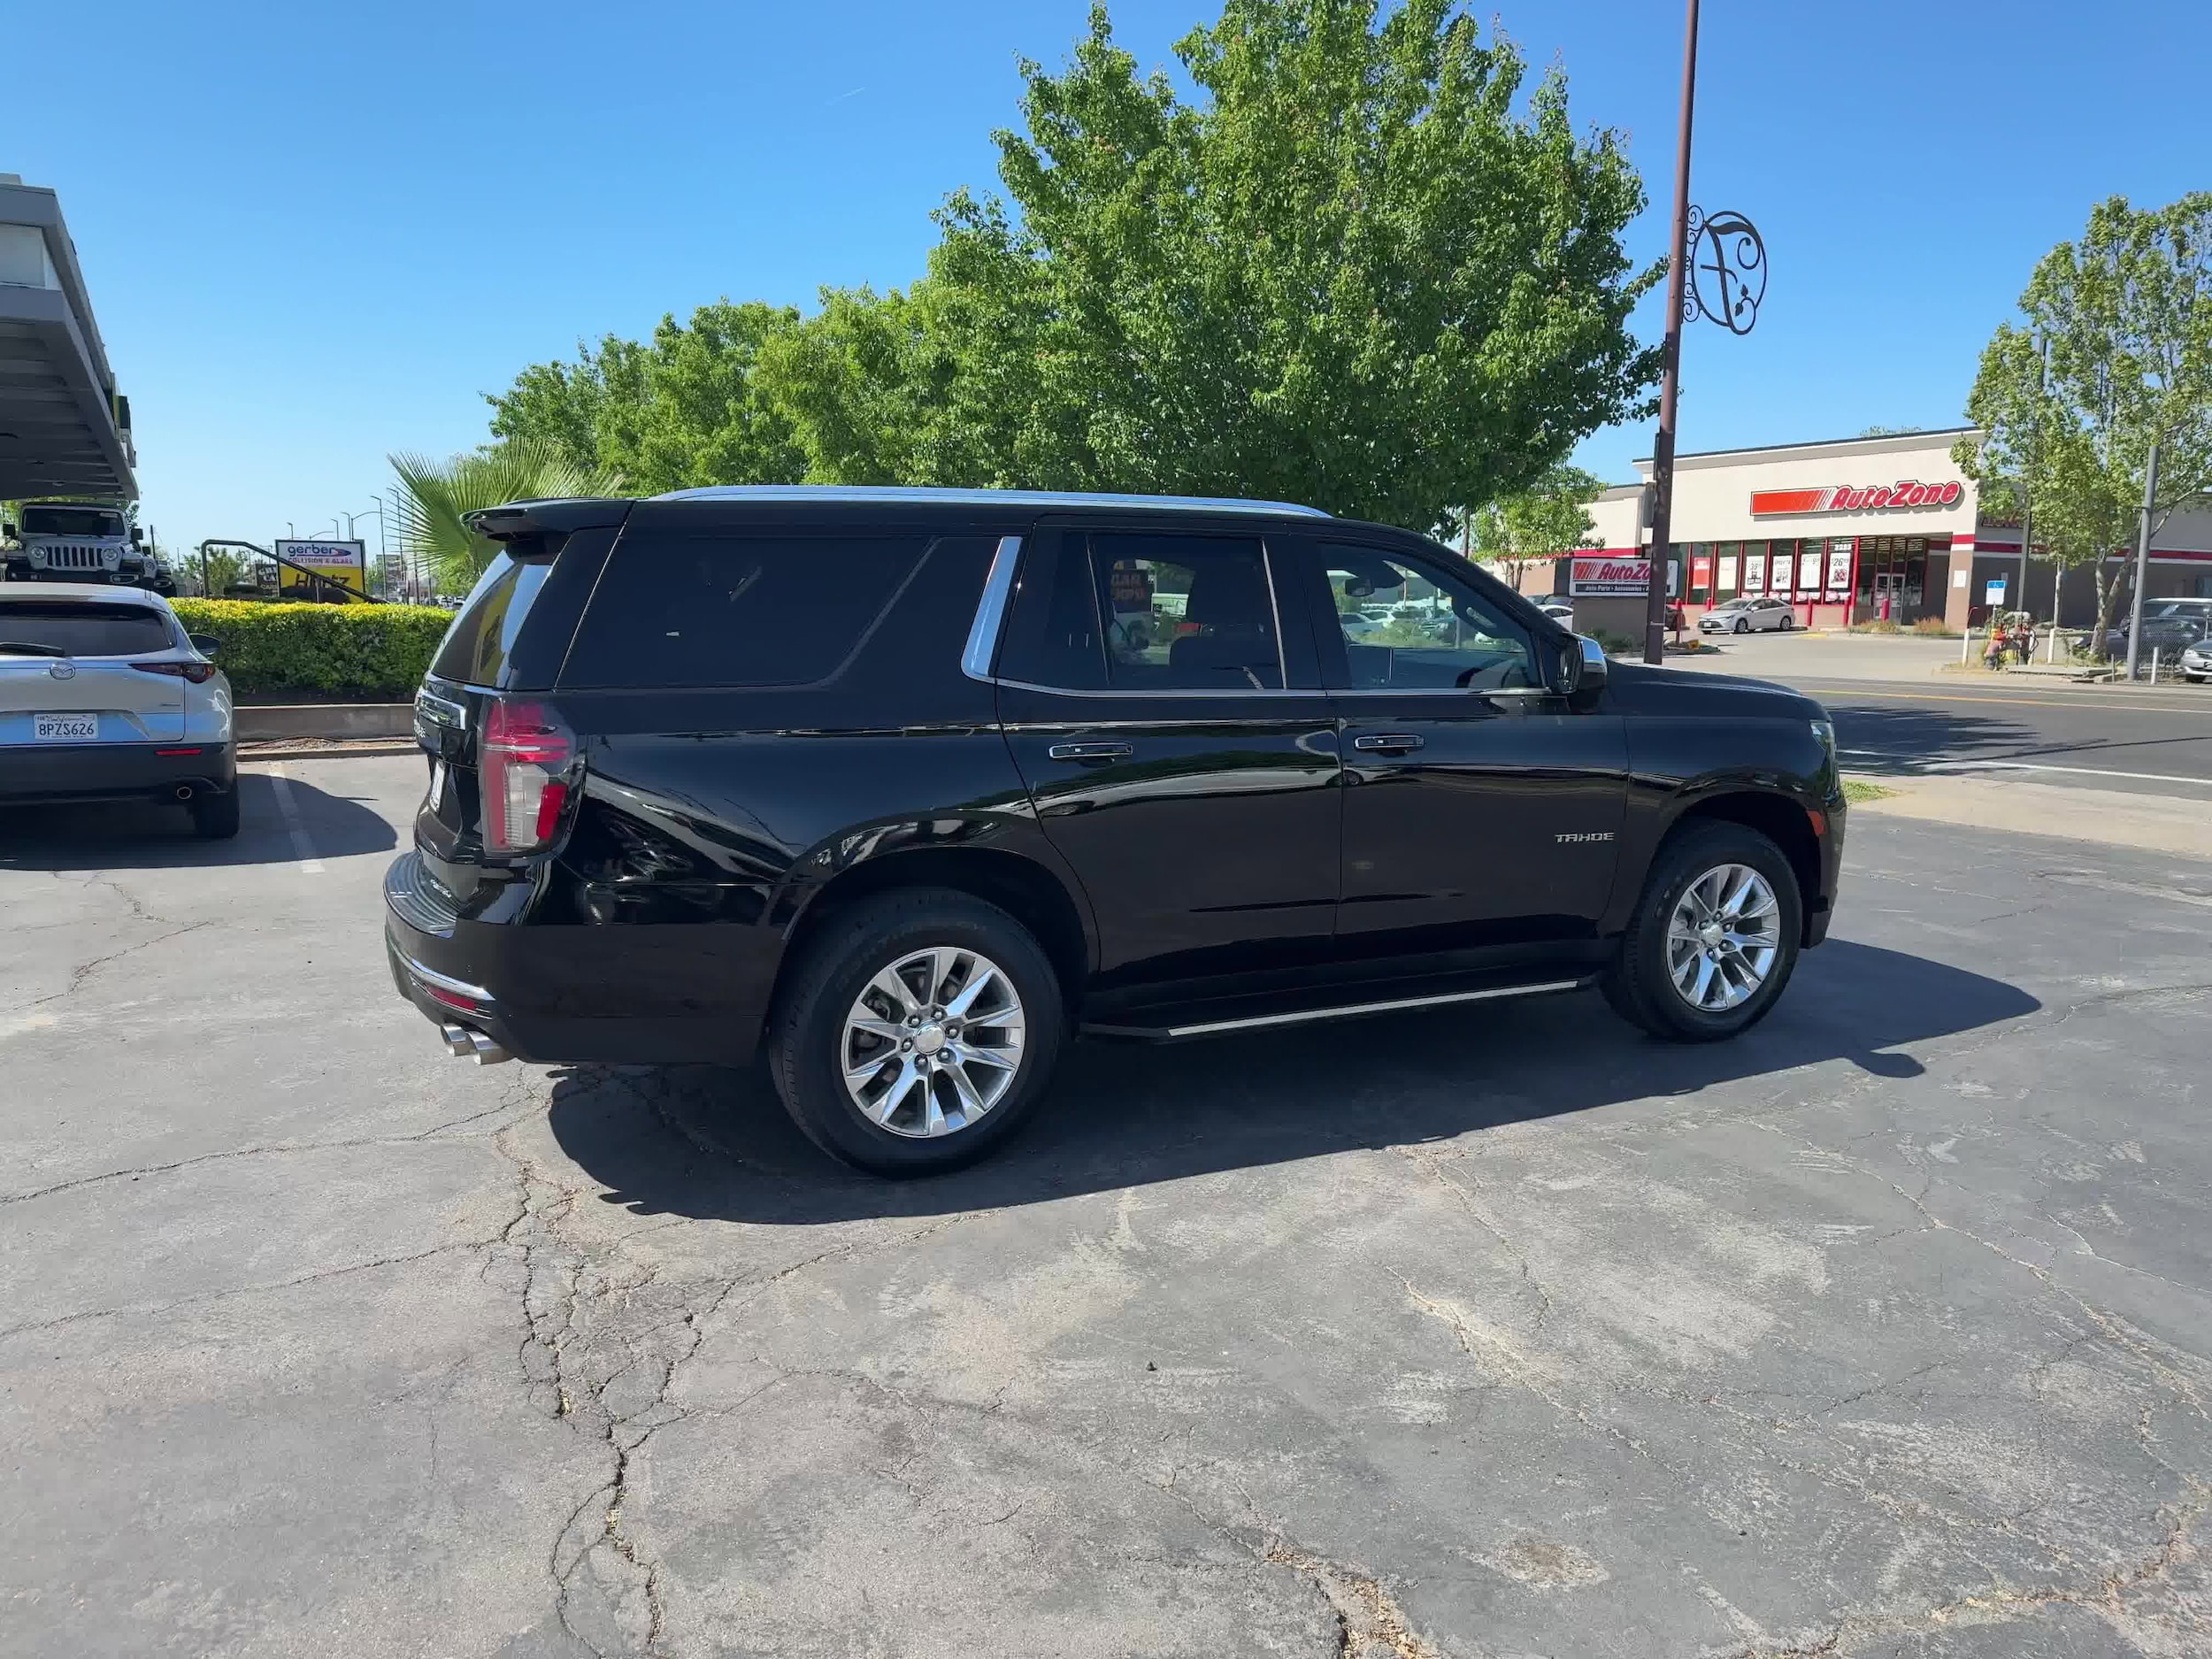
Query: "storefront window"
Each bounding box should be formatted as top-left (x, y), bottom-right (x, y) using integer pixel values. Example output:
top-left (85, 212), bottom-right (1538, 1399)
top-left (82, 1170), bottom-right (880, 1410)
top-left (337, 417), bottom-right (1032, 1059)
top-left (1716, 542), bottom-right (1740, 602)
top-left (1741, 541), bottom-right (1768, 594)
top-left (1688, 543), bottom-right (1712, 603)
top-left (1825, 539), bottom-right (1854, 598)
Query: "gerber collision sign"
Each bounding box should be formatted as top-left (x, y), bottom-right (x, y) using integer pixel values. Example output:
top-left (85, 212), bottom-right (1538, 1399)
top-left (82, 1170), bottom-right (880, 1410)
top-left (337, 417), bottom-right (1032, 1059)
top-left (1751, 480), bottom-right (1964, 516)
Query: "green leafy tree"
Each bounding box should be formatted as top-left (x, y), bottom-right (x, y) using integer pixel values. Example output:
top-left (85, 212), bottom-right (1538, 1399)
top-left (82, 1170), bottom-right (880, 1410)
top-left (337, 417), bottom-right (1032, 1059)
top-left (1470, 463), bottom-right (1603, 593)
top-left (486, 1), bottom-right (1656, 526)
top-left (926, 0), bottom-right (1659, 522)
top-left (487, 303), bottom-right (806, 492)
top-left (1955, 193), bottom-right (2212, 651)
top-left (388, 441), bottom-right (624, 592)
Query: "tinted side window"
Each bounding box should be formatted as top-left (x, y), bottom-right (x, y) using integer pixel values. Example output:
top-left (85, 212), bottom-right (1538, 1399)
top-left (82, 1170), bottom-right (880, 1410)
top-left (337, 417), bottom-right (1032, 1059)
top-left (0, 601), bottom-right (173, 657)
top-left (430, 554), bottom-right (552, 685)
top-left (561, 533), bottom-right (923, 689)
top-left (1319, 543), bottom-right (1537, 690)
top-left (996, 534), bottom-right (1107, 689)
top-left (1088, 533), bottom-right (1283, 691)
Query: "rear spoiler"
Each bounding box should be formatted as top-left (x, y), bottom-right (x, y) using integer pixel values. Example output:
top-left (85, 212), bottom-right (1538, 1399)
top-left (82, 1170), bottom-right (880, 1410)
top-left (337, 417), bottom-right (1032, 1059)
top-left (465, 498), bottom-right (633, 561)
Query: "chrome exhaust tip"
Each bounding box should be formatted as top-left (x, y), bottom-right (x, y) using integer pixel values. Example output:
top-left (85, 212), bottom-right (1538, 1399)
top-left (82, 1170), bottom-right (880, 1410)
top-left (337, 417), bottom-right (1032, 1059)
top-left (173, 784), bottom-right (195, 802)
top-left (438, 1021), bottom-right (474, 1057)
top-left (466, 1029), bottom-right (511, 1065)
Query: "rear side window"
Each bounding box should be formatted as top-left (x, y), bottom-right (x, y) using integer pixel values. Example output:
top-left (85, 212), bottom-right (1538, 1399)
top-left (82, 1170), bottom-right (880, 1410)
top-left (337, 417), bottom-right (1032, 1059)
top-left (996, 532), bottom-right (1284, 692)
top-left (0, 601), bottom-right (172, 657)
top-left (560, 532), bottom-right (924, 689)
top-left (430, 554), bottom-right (553, 686)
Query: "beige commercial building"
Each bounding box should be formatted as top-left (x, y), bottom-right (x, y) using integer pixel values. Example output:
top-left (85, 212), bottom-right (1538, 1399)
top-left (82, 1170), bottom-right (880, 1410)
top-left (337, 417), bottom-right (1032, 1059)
top-left (1494, 427), bottom-right (2212, 640)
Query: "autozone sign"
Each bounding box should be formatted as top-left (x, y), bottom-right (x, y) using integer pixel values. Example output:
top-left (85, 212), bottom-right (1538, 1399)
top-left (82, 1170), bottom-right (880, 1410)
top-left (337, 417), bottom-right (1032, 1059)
top-left (1570, 555), bottom-right (1655, 596)
top-left (1750, 480), bottom-right (1964, 515)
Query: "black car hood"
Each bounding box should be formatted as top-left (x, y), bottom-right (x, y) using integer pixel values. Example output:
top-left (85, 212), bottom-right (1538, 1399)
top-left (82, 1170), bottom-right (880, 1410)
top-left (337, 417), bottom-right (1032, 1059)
top-left (1604, 659), bottom-right (1824, 720)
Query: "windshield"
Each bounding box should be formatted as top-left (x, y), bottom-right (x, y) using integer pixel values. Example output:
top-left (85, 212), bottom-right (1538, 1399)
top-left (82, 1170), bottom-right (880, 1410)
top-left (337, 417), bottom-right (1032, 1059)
top-left (21, 506), bottom-right (127, 539)
top-left (0, 600), bottom-right (173, 656)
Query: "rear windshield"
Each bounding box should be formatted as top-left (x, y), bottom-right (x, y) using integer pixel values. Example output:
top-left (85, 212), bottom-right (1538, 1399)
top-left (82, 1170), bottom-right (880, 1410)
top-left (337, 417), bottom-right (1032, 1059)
top-left (0, 601), bottom-right (172, 657)
top-left (429, 554), bottom-right (554, 686)
top-left (559, 531), bottom-right (925, 689)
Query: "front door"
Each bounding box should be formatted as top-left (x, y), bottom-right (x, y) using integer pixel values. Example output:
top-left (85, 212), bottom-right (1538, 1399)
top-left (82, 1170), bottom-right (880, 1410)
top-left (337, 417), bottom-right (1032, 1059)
top-left (1291, 540), bottom-right (1629, 960)
top-left (992, 526), bottom-right (1340, 987)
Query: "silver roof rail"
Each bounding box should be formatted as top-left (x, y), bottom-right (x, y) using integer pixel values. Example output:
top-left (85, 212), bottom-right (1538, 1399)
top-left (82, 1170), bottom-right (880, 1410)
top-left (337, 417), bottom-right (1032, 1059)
top-left (648, 484), bottom-right (1330, 518)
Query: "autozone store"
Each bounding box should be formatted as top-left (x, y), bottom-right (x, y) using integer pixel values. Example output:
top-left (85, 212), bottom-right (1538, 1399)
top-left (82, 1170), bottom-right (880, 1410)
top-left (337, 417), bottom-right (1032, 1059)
top-left (1516, 426), bottom-right (2212, 638)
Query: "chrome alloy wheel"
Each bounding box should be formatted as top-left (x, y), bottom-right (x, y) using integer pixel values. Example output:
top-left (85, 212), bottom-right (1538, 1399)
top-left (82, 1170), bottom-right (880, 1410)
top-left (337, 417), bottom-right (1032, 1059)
top-left (1665, 864), bottom-right (1782, 1012)
top-left (840, 947), bottom-right (1025, 1138)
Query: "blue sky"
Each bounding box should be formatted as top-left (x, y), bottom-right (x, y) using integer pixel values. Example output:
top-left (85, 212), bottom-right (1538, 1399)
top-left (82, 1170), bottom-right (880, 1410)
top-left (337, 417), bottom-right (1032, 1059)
top-left (8, 1), bottom-right (2209, 557)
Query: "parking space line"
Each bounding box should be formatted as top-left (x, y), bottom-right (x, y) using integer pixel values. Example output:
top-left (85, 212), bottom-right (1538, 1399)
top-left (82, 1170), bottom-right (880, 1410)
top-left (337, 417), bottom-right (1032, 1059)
top-left (265, 763), bottom-right (325, 873)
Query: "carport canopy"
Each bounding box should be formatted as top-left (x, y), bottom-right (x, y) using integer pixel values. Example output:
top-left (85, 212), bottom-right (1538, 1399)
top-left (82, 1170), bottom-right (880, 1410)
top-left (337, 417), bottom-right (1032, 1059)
top-left (0, 176), bottom-right (135, 502)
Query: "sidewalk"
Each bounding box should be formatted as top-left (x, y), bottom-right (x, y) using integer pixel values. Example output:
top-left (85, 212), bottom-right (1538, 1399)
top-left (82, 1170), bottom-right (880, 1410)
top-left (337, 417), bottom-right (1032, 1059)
top-left (1667, 629), bottom-right (2211, 695)
top-left (1848, 772), bottom-right (2212, 861)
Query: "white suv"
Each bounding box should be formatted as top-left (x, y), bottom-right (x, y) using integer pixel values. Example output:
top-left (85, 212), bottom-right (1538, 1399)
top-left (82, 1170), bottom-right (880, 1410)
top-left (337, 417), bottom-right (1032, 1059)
top-left (0, 583), bottom-right (238, 836)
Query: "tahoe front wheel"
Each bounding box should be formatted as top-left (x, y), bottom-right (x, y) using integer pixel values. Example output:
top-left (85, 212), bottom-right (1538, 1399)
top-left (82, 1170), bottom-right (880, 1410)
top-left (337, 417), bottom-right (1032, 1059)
top-left (1602, 822), bottom-right (1802, 1042)
top-left (769, 888), bottom-right (1065, 1175)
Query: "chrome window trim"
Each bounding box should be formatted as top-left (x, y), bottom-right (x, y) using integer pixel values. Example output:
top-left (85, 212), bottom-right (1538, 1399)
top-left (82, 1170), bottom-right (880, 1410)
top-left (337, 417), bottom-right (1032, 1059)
top-left (989, 677), bottom-right (1336, 700)
top-left (1333, 684), bottom-right (1555, 698)
top-left (961, 535), bottom-right (1023, 683)
top-left (1258, 541), bottom-right (1291, 691)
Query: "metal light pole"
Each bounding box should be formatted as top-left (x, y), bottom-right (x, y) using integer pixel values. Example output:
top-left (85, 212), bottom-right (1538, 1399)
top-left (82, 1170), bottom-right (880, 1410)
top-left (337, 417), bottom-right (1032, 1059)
top-left (2123, 437), bottom-right (2160, 679)
top-left (1643, 0), bottom-right (1701, 664)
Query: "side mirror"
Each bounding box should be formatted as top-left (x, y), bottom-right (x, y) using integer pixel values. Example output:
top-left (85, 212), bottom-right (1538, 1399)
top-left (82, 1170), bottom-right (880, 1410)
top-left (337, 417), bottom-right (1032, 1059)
top-left (188, 634), bottom-right (221, 657)
top-left (131, 527), bottom-right (145, 546)
top-left (1556, 634), bottom-right (1609, 708)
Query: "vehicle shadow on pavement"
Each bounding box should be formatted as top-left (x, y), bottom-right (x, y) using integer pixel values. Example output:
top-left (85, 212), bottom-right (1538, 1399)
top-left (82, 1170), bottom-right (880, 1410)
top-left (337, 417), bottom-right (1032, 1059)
top-left (0, 773), bottom-right (396, 871)
top-left (543, 938), bottom-right (2039, 1225)
top-left (1827, 703), bottom-right (2039, 773)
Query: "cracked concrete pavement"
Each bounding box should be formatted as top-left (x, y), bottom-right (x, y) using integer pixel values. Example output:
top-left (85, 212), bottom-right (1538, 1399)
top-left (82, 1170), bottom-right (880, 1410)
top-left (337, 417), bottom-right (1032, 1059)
top-left (3, 757), bottom-right (2209, 1657)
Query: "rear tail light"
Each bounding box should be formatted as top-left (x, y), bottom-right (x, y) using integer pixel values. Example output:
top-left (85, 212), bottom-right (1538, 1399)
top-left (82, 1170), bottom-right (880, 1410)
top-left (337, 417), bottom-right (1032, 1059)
top-left (131, 660), bottom-right (218, 683)
top-left (480, 696), bottom-right (580, 856)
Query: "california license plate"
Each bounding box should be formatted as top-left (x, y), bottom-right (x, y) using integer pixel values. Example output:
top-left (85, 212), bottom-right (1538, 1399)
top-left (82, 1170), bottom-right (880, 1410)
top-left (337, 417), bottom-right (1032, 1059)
top-left (35, 713), bottom-right (98, 741)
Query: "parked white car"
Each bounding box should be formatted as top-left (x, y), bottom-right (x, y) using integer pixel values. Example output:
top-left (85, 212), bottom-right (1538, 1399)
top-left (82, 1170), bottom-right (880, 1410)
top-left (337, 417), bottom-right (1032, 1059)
top-left (1700, 595), bottom-right (1796, 634)
top-left (0, 583), bottom-right (238, 836)
top-left (1533, 598), bottom-right (1575, 627)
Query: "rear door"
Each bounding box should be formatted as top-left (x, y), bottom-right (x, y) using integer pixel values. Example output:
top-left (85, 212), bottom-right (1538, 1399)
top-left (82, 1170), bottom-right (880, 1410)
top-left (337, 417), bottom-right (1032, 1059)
top-left (1289, 537), bottom-right (1628, 959)
top-left (0, 596), bottom-right (185, 746)
top-left (991, 524), bottom-right (1340, 987)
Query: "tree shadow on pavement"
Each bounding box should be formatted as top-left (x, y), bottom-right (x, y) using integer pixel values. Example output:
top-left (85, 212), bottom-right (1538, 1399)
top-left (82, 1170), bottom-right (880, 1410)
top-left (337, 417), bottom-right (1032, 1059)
top-left (544, 939), bottom-right (2039, 1226)
top-left (1826, 703), bottom-right (2039, 774)
top-left (0, 772), bottom-right (396, 872)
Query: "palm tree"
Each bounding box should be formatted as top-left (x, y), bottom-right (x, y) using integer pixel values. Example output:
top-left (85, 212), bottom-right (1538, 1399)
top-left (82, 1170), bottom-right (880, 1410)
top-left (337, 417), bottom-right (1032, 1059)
top-left (388, 441), bottom-right (623, 594)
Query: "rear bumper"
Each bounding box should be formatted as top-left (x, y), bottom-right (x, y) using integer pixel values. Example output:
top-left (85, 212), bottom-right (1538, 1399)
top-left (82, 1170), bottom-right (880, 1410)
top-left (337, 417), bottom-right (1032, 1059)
top-left (0, 741), bottom-right (235, 806)
top-left (383, 849), bottom-right (779, 1065)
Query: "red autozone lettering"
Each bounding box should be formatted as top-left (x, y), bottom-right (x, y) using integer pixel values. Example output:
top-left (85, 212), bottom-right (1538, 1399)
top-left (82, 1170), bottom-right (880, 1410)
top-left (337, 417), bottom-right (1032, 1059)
top-left (1751, 480), bottom-right (1963, 514)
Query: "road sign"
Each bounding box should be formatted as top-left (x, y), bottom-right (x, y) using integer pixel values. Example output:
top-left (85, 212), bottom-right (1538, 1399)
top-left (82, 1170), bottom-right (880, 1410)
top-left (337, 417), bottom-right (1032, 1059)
top-left (274, 539), bottom-right (368, 596)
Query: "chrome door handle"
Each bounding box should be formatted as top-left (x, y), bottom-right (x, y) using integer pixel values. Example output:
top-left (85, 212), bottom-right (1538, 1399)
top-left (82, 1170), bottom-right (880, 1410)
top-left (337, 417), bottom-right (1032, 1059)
top-left (1353, 733), bottom-right (1424, 754)
top-left (1046, 741), bottom-right (1133, 763)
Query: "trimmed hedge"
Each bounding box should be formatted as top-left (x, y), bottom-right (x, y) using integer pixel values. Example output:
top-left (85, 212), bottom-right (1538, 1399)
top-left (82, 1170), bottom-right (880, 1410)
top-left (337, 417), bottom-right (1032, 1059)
top-left (170, 599), bottom-right (454, 699)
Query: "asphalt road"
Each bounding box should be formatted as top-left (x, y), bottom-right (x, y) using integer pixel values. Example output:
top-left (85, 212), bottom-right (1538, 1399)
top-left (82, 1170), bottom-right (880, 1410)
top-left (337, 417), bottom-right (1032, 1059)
top-left (4, 757), bottom-right (2211, 1658)
top-left (1660, 633), bottom-right (2212, 801)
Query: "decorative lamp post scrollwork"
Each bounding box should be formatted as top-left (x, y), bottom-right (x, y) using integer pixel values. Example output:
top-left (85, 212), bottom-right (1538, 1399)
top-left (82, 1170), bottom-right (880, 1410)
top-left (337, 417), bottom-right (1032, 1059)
top-left (1640, 0), bottom-right (1770, 664)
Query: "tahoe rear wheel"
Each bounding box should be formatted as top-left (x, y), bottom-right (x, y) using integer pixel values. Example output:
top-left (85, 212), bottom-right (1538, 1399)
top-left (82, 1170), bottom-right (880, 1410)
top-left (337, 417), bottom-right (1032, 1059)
top-left (769, 888), bottom-right (1065, 1175)
top-left (1602, 821), bottom-right (1802, 1042)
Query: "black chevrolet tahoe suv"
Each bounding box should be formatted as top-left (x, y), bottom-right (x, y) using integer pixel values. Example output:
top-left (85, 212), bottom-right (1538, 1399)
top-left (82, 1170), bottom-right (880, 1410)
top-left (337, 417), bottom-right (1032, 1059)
top-left (386, 488), bottom-right (1845, 1174)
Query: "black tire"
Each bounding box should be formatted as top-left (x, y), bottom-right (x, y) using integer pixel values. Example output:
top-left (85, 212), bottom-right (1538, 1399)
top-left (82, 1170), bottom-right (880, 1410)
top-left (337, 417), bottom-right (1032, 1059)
top-left (1601, 821), bottom-right (1802, 1042)
top-left (1733, 617), bottom-right (1749, 634)
top-left (1779, 613), bottom-right (1793, 631)
top-left (188, 787), bottom-right (240, 840)
top-left (768, 887), bottom-right (1066, 1176)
